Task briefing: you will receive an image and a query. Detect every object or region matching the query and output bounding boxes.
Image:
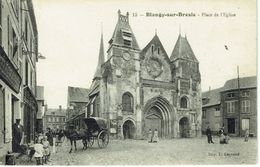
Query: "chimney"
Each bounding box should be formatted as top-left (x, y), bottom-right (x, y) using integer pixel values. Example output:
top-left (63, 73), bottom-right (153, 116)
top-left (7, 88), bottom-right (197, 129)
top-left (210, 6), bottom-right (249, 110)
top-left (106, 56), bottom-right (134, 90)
top-left (59, 105), bottom-right (62, 111)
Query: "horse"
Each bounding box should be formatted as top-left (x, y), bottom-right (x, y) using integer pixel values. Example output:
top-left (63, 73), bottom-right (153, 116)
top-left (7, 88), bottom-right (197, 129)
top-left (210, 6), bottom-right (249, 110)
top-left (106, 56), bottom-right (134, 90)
top-left (63, 129), bottom-right (89, 153)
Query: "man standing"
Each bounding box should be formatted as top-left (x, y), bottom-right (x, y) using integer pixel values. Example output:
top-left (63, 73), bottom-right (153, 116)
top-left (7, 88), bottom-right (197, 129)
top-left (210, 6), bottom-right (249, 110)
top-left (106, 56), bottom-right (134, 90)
top-left (206, 126), bottom-right (214, 144)
top-left (12, 119), bottom-right (23, 152)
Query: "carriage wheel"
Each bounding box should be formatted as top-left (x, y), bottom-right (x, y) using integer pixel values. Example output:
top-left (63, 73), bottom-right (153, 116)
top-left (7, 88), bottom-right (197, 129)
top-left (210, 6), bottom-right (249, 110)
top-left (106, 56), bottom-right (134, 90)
top-left (87, 137), bottom-right (94, 147)
top-left (97, 130), bottom-right (109, 148)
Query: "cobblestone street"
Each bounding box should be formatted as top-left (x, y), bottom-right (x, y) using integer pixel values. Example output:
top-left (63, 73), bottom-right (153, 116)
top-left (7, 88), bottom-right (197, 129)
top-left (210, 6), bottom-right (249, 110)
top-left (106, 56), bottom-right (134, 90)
top-left (35, 136), bottom-right (258, 165)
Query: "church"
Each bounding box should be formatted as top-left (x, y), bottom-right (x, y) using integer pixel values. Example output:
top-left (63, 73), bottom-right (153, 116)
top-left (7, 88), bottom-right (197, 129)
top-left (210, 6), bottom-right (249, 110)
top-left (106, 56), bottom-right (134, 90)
top-left (87, 10), bottom-right (202, 139)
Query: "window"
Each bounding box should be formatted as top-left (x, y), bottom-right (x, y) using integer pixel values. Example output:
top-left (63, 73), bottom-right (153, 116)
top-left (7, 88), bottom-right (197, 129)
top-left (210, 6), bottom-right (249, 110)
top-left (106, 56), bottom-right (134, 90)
top-left (227, 92), bottom-right (235, 98)
top-left (242, 100), bottom-right (250, 113)
top-left (226, 101), bottom-right (236, 113)
top-left (123, 40), bottom-right (131, 46)
top-left (122, 92), bottom-right (133, 112)
top-left (180, 97), bottom-right (188, 108)
top-left (25, 19), bottom-right (28, 43)
top-left (151, 45), bottom-right (154, 54)
top-left (48, 117), bottom-right (51, 122)
top-left (202, 109), bottom-right (206, 118)
top-left (157, 48), bottom-right (160, 54)
top-left (242, 91), bottom-right (250, 97)
top-left (214, 107), bottom-right (221, 117)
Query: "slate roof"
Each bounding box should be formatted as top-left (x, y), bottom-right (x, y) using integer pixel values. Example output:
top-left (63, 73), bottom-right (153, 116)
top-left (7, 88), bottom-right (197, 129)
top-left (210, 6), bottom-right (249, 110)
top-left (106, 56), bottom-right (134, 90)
top-left (36, 86), bottom-right (44, 101)
top-left (109, 11), bottom-right (140, 50)
top-left (94, 33), bottom-right (105, 79)
top-left (44, 108), bottom-right (66, 116)
top-left (67, 86), bottom-right (90, 103)
top-left (222, 76), bottom-right (257, 91)
top-left (140, 34), bottom-right (169, 59)
top-left (202, 87), bottom-right (224, 107)
top-left (170, 34), bottom-right (198, 62)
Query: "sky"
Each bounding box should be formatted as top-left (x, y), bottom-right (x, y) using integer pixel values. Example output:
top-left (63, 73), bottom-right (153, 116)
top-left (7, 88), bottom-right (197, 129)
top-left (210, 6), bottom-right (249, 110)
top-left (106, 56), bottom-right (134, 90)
top-left (33, 0), bottom-right (256, 108)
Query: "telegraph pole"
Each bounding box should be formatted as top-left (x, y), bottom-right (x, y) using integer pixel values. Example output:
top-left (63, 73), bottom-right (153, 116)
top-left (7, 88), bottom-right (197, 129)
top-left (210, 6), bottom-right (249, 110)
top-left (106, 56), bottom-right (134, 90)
top-left (237, 66), bottom-right (241, 137)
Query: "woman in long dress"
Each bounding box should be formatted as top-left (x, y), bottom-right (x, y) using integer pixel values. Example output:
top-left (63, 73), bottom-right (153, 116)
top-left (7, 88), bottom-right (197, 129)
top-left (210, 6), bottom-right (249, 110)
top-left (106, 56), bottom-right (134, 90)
top-left (147, 129), bottom-right (152, 143)
top-left (153, 129), bottom-right (159, 143)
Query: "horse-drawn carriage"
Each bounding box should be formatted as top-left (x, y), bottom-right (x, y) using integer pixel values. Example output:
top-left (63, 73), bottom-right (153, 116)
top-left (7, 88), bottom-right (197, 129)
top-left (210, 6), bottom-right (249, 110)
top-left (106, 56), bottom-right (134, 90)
top-left (65, 117), bottom-right (109, 152)
top-left (83, 117), bottom-right (109, 148)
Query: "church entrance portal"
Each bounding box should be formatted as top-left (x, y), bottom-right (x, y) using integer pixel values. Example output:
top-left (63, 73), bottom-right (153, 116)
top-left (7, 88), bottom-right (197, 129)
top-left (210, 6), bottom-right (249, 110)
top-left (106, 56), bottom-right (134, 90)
top-left (123, 120), bottom-right (135, 139)
top-left (143, 96), bottom-right (172, 138)
top-left (145, 107), bottom-right (162, 137)
top-left (179, 117), bottom-right (189, 138)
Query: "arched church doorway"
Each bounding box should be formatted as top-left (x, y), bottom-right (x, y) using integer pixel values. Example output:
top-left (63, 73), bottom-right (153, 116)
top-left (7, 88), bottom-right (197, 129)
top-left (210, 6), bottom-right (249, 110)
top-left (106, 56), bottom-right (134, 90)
top-left (179, 117), bottom-right (189, 138)
top-left (123, 120), bottom-right (135, 139)
top-left (143, 96), bottom-right (172, 138)
top-left (145, 107), bottom-right (162, 137)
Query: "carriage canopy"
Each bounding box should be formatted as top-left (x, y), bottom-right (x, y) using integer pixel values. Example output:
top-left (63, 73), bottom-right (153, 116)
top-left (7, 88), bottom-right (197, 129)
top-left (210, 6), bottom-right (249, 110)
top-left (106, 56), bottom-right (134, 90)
top-left (83, 117), bottom-right (108, 132)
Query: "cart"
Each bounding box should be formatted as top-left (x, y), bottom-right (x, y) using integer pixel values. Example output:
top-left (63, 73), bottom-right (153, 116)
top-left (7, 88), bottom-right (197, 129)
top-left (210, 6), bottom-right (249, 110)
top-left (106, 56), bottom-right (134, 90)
top-left (83, 117), bottom-right (109, 148)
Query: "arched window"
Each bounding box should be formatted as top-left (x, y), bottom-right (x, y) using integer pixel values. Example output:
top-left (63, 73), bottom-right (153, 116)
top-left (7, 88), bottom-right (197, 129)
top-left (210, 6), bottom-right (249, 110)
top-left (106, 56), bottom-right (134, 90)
top-left (180, 96), bottom-right (188, 108)
top-left (151, 45), bottom-right (154, 54)
top-left (122, 92), bottom-right (133, 112)
top-left (157, 47), bottom-right (160, 54)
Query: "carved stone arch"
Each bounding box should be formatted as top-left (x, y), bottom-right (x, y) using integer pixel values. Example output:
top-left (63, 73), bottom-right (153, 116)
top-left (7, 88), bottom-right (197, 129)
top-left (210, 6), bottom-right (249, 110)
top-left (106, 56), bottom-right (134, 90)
top-left (122, 118), bottom-right (136, 139)
top-left (143, 96), bottom-right (175, 138)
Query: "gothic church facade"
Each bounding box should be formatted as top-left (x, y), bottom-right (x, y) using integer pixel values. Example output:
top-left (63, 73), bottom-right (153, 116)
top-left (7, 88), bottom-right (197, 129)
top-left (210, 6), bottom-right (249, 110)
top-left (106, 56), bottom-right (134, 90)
top-left (87, 10), bottom-right (202, 139)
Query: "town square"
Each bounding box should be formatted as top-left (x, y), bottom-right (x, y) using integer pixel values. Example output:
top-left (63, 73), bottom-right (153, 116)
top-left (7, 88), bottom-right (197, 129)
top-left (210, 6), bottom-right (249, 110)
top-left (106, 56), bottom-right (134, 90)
top-left (0, 0), bottom-right (257, 165)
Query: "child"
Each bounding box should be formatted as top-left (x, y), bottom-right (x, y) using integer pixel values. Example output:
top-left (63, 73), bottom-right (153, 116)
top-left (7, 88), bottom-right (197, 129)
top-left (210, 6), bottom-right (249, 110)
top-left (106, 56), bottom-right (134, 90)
top-left (153, 129), bottom-right (159, 143)
top-left (42, 136), bottom-right (50, 164)
top-left (34, 139), bottom-right (44, 165)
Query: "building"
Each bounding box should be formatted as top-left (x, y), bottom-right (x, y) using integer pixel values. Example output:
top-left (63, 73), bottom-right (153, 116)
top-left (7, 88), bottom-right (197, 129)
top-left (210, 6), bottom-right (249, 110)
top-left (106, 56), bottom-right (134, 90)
top-left (36, 86), bottom-right (44, 133)
top-left (87, 10), bottom-right (202, 139)
top-left (222, 76), bottom-right (257, 137)
top-left (202, 76), bottom-right (257, 137)
top-left (43, 106), bottom-right (66, 131)
top-left (202, 88), bottom-right (223, 134)
top-left (0, 0), bottom-right (38, 164)
top-left (67, 86), bottom-right (90, 119)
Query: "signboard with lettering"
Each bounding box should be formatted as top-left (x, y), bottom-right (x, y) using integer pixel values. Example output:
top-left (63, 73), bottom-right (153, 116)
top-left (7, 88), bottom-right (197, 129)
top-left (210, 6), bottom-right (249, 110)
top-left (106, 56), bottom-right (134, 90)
top-left (0, 47), bottom-right (22, 93)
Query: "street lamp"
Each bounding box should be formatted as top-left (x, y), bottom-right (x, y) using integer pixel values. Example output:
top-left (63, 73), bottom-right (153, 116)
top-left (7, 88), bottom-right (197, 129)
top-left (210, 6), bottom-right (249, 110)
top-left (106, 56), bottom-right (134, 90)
top-left (22, 50), bottom-right (46, 60)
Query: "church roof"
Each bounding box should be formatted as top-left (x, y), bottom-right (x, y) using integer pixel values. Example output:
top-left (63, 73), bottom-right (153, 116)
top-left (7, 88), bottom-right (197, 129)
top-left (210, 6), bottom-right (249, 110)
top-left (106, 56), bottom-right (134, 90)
top-left (93, 33), bottom-right (105, 80)
top-left (140, 34), bottom-right (172, 66)
top-left (109, 10), bottom-right (140, 50)
top-left (67, 86), bottom-right (90, 103)
top-left (170, 34), bottom-right (198, 62)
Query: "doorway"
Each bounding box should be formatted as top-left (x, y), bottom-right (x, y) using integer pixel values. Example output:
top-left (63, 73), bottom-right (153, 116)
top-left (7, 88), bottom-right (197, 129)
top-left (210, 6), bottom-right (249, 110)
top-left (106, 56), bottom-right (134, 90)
top-left (227, 118), bottom-right (236, 134)
top-left (123, 120), bottom-right (135, 139)
top-left (179, 117), bottom-right (189, 138)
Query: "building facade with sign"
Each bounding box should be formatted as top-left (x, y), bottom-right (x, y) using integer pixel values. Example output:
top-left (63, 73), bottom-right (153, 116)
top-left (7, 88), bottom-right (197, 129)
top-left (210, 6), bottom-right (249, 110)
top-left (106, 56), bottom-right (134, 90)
top-left (87, 10), bottom-right (202, 139)
top-left (0, 0), bottom-right (38, 164)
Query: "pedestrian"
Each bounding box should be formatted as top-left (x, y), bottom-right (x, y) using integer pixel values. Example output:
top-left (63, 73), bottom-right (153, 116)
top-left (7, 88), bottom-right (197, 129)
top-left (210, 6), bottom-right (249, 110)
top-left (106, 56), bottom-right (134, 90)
top-left (147, 129), bottom-right (152, 143)
top-left (206, 126), bottom-right (214, 144)
top-left (34, 138), bottom-right (44, 165)
top-left (153, 129), bottom-right (159, 143)
top-left (46, 128), bottom-right (54, 146)
top-left (244, 129), bottom-right (249, 142)
top-left (12, 119), bottom-right (24, 153)
top-left (42, 136), bottom-right (51, 164)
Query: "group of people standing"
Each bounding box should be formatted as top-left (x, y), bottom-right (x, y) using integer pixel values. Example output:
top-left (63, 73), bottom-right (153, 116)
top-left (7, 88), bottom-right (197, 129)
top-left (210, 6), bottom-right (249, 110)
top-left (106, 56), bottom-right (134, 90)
top-left (147, 129), bottom-right (159, 143)
top-left (206, 126), bottom-right (229, 144)
top-left (33, 128), bottom-right (55, 165)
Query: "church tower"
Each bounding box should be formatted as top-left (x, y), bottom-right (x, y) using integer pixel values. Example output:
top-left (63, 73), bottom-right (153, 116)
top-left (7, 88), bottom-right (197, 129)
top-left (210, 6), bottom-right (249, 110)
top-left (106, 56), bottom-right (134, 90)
top-left (170, 34), bottom-right (202, 137)
top-left (101, 10), bottom-right (142, 139)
